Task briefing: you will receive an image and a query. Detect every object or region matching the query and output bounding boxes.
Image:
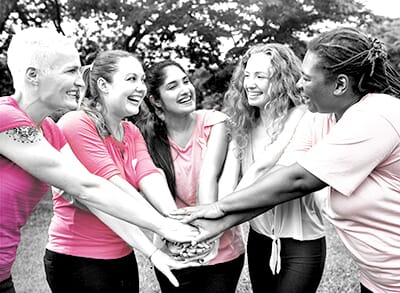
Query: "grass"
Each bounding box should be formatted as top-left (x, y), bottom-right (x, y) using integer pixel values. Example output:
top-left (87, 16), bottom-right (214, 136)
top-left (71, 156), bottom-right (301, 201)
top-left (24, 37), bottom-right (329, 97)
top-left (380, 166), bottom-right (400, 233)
top-left (12, 193), bottom-right (360, 293)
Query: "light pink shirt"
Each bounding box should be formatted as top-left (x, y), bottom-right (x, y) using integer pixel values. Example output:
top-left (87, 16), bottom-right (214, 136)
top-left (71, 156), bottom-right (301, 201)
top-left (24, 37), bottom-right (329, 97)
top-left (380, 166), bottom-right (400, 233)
top-left (0, 97), bottom-right (66, 282)
top-left (46, 110), bottom-right (159, 259)
top-left (170, 110), bottom-right (245, 265)
top-left (297, 94), bottom-right (400, 293)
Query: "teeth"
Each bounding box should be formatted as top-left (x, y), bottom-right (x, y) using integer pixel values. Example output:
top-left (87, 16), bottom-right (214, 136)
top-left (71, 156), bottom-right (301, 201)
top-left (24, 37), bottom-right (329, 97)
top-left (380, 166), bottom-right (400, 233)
top-left (66, 90), bottom-right (78, 98)
top-left (178, 96), bottom-right (191, 103)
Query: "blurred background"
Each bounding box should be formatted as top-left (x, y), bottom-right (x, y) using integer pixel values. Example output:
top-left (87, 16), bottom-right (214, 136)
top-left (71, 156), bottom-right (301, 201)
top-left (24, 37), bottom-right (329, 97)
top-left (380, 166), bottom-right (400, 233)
top-left (0, 0), bottom-right (399, 110)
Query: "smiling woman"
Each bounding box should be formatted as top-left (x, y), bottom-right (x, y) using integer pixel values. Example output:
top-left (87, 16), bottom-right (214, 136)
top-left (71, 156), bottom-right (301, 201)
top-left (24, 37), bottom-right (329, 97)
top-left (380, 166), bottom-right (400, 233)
top-left (44, 50), bottom-right (200, 292)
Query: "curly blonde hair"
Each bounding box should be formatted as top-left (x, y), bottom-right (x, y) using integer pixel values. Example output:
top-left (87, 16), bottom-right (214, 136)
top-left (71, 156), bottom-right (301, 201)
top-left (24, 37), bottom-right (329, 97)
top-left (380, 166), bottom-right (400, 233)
top-left (223, 43), bottom-right (303, 158)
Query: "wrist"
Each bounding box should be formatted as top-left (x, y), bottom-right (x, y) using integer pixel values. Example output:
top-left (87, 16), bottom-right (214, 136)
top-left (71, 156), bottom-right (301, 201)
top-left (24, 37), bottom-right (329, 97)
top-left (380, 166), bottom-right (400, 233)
top-left (215, 201), bottom-right (226, 216)
top-left (148, 247), bottom-right (159, 261)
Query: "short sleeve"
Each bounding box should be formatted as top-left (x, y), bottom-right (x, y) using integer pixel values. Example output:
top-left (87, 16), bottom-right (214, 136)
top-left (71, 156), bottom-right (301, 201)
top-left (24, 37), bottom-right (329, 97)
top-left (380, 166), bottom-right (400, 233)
top-left (124, 123), bottom-right (159, 184)
top-left (200, 110), bottom-right (227, 139)
top-left (298, 110), bottom-right (399, 196)
top-left (0, 97), bottom-right (35, 132)
top-left (57, 111), bottom-right (121, 179)
top-left (41, 118), bottom-right (67, 151)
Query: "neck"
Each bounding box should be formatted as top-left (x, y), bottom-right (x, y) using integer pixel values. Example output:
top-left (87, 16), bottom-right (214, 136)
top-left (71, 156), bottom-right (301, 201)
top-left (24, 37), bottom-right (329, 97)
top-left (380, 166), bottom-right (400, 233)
top-left (259, 107), bottom-right (275, 129)
top-left (164, 112), bottom-right (196, 146)
top-left (164, 112), bottom-right (194, 132)
top-left (335, 94), bottom-right (363, 121)
top-left (13, 91), bottom-right (52, 126)
top-left (104, 115), bottom-right (124, 140)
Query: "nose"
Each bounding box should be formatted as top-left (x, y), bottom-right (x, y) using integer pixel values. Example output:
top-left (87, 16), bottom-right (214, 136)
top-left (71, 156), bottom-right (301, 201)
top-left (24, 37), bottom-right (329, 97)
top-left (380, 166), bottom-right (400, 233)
top-left (136, 79), bottom-right (147, 94)
top-left (296, 77), bottom-right (304, 91)
top-left (244, 76), bottom-right (256, 89)
top-left (75, 72), bottom-right (85, 88)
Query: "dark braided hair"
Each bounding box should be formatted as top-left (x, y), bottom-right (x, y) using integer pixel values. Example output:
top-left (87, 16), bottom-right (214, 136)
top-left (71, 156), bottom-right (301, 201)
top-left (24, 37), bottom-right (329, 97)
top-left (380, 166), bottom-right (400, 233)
top-left (136, 60), bottom-right (188, 199)
top-left (308, 27), bottom-right (400, 98)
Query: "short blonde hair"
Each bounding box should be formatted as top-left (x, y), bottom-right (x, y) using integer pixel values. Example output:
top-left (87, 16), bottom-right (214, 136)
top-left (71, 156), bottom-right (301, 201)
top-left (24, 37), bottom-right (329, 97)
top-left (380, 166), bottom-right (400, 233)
top-left (7, 27), bottom-right (76, 89)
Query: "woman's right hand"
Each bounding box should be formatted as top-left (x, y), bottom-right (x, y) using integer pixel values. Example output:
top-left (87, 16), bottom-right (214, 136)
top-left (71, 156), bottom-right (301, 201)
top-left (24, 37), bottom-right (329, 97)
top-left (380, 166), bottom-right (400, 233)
top-left (158, 217), bottom-right (199, 243)
top-left (150, 249), bottom-right (201, 287)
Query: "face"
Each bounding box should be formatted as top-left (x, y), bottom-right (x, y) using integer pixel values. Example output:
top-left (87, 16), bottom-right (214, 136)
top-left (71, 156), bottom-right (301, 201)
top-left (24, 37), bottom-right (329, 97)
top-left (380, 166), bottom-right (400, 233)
top-left (38, 47), bottom-right (84, 111)
top-left (243, 52), bottom-right (273, 108)
top-left (104, 56), bottom-right (147, 119)
top-left (158, 65), bottom-right (196, 116)
top-left (297, 51), bottom-right (337, 113)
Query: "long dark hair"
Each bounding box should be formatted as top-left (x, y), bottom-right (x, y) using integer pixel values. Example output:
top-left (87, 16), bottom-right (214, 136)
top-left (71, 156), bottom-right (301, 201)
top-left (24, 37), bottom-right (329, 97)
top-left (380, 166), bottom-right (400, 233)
top-left (136, 60), bottom-right (188, 199)
top-left (308, 27), bottom-right (400, 98)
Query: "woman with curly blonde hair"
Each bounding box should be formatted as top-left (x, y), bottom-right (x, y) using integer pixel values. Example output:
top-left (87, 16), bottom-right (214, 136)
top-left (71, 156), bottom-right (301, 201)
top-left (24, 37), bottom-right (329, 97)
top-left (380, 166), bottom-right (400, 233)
top-left (220, 43), bottom-right (326, 293)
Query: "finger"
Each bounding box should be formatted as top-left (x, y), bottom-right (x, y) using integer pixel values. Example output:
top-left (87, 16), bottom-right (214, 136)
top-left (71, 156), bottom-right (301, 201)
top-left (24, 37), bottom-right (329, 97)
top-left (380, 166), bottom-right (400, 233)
top-left (164, 270), bottom-right (179, 287)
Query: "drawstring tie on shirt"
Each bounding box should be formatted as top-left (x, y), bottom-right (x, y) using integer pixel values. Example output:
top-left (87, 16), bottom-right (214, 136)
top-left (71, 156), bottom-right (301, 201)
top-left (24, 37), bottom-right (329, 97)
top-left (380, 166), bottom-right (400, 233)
top-left (269, 235), bottom-right (281, 274)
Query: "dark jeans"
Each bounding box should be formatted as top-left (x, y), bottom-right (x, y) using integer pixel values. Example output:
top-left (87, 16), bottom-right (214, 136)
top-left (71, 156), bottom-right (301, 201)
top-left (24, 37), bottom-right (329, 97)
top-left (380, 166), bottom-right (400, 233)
top-left (0, 277), bottom-right (15, 293)
top-left (247, 228), bottom-right (326, 293)
top-left (155, 254), bottom-right (244, 293)
top-left (44, 249), bottom-right (139, 293)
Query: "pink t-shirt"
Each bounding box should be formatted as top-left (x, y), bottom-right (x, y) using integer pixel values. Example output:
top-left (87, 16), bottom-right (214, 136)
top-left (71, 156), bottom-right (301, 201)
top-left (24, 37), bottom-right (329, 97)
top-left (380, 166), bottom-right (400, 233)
top-left (170, 109), bottom-right (245, 265)
top-left (46, 110), bottom-right (159, 259)
top-left (296, 94), bottom-right (400, 293)
top-left (0, 96), bottom-right (66, 282)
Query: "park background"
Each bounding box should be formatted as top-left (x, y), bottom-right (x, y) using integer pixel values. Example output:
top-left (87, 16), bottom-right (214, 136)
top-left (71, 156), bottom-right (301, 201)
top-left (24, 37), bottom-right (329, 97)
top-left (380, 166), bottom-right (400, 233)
top-left (0, 0), bottom-right (399, 292)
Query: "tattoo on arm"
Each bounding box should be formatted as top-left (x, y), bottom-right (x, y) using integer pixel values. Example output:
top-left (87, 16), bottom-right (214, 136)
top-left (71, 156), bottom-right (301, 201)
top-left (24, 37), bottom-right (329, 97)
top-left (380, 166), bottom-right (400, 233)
top-left (5, 126), bottom-right (42, 143)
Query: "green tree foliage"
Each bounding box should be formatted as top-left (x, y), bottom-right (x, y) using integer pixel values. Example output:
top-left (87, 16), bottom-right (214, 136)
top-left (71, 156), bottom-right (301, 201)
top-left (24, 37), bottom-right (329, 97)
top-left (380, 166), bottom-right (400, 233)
top-left (0, 0), bottom-right (383, 107)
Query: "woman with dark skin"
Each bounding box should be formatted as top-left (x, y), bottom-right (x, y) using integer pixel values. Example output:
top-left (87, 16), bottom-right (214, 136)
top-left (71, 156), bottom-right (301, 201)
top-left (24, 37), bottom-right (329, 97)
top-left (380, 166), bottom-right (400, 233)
top-left (172, 27), bottom-right (400, 293)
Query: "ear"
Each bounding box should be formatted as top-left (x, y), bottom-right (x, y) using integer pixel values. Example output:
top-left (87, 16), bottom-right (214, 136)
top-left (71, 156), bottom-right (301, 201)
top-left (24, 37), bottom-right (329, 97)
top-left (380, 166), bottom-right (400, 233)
top-left (25, 67), bottom-right (39, 85)
top-left (149, 94), bottom-right (162, 107)
top-left (333, 74), bottom-right (349, 96)
top-left (97, 77), bottom-right (108, 94)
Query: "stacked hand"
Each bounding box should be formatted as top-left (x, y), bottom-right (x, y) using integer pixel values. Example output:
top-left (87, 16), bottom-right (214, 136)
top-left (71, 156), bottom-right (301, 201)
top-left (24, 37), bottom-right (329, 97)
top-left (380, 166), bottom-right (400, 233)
top-left (150, 248), bottom-right (201, 287)
top-left (169, 202), bottom-right (225, 223)
top-left (159, 217), bottom-right (199, 243)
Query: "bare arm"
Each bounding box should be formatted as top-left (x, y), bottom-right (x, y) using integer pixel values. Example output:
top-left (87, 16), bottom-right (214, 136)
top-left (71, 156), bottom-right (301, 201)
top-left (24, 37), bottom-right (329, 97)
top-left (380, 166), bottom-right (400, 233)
top-left (172, 163), bottom-right (326, 221)
top-left (197, 122), bottom-right (229, 204)
top-left (139, 172), bottom-right (178, 215)
top-left (0, 128), bottom-right (198, 242)
top-left (236, 105), bottom-right (306, 191)
top-left (217, 140), bottom-right (241, 198)
top-left (220, 163), bottom-right (326, 213)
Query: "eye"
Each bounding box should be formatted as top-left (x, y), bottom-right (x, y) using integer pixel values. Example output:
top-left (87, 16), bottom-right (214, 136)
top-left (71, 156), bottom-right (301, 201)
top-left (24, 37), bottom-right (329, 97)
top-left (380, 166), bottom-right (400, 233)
top-left (67, 68), bottom-right (79, 74)
top-left (127, 75), bottom-right (137, 81)
top-left (166, 82), bottom-right (177, 90)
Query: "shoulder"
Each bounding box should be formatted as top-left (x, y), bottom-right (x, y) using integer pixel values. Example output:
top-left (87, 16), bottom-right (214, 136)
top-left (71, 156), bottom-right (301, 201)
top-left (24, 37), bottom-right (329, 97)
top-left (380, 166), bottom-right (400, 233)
top-left (122, 120), bottom-right (143, 137)
top-left (41, 118), bottom-right (67, 149)
top-left (57, 110), bottom-right (93, 128)
top-left (196, 109), bottom-right (227, 127)
top-left (0, 96), bottom-right (35, 132)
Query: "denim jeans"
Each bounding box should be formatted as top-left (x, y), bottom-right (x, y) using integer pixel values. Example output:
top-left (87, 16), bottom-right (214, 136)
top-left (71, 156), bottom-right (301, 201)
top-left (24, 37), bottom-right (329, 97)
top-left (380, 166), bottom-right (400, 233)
top-left (155, 254), bottom-right (244, 293)
top-left (44, 249), bottom-right (139, 293)
top-left (0, 277), bottom-right (15, 293)
top-left (247, 228), bottom-right (326, 293)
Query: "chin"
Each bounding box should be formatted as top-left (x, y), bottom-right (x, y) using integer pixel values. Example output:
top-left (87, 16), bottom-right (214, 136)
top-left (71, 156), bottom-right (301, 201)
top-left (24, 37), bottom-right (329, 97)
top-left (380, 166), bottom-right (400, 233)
top-left (64, 101), bottom-right (78, 111)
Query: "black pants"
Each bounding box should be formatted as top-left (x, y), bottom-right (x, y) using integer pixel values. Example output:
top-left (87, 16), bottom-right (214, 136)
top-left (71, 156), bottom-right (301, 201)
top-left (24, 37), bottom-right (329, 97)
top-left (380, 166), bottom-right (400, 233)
top-left (361, 283), bottom-right (374, 293)
top-left (155, 254), bottom-right (244, 293)
top-left (44, 249), bottom-right (139, 293)
top-left (247, 228), bottom-right (326, 293)
top-left (0, 277), bottom-right (15, 293)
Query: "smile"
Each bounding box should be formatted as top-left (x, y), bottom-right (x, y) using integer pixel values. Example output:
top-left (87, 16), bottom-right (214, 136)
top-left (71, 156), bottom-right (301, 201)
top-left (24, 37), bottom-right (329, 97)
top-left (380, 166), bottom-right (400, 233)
top-left (177, 95), bottom-right (192, 104)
